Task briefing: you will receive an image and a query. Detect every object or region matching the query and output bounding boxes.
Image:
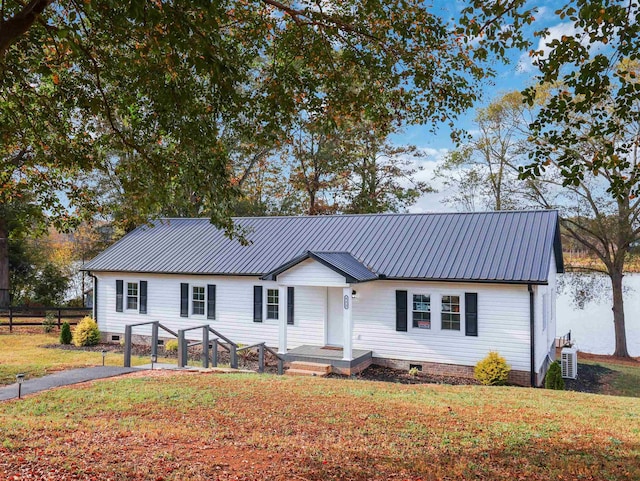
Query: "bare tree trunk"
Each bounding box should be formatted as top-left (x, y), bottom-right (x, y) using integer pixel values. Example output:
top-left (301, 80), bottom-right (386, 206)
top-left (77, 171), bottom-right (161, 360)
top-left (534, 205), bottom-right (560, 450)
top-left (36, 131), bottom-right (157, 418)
top-left (0, 217), bottom-right (10, 308)
top-left (610, 269), bottom-right (630, 358)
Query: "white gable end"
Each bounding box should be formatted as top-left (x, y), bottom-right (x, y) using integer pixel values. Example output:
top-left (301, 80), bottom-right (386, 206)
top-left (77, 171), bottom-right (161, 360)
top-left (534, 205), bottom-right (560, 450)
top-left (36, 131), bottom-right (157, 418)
top-left (278, 258), bottom-right (349, 287)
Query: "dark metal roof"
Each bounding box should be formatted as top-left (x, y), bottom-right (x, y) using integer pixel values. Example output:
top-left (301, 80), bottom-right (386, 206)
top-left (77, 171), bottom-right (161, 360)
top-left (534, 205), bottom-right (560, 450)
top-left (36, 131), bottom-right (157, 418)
top-left (83, 211), bottom-right (563, 284)
top-left (262, 251), bottom-right (379, 283)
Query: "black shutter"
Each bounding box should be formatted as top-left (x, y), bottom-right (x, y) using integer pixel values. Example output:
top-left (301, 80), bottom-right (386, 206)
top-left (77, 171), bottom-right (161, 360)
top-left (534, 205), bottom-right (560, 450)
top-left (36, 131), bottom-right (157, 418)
top-left (253, 286), bottom-right (263, 322)
top-left (207, 284), bottom-right (216, 319)
top-left (395, 290), bottom-right (408, 332)
top-left (116, 280), bottom-right (123, 312)
top-left (287, 287), bottom-right (294, 325)
top-left (139, 281), bottom-right (147, 314)
top-left (180, 283), bottom-right (189, 317)
top-left (465, 292), bottom-right (478, 336)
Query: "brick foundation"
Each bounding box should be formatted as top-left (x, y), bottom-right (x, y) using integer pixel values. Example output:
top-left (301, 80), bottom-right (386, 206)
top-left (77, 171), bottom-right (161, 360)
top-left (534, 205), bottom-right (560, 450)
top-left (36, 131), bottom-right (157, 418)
top-left (373, 357), bottom-right (532, 387)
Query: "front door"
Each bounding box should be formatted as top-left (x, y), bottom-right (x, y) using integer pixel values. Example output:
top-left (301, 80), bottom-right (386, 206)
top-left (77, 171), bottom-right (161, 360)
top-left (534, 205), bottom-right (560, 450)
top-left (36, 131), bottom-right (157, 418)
top-left (326, 287), bottom-right (343, 346)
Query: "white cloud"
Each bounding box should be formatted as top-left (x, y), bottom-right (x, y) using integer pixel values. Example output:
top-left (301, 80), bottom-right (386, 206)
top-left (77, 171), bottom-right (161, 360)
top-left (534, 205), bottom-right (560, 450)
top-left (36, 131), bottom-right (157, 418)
top-left (517, 22), bottom-right (578, 73)
top-left (408, 147), bottom-right (456, 213)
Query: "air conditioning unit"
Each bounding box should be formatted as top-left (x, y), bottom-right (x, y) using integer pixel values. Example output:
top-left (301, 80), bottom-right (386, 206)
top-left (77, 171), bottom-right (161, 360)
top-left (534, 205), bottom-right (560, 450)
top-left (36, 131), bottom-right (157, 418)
top-left (561, 346), bottom-right (578, 379)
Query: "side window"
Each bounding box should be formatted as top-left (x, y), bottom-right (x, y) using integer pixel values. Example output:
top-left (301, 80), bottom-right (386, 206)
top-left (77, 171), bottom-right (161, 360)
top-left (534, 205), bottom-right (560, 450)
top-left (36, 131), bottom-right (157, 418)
top-left (266, 288), bottom-right (279, 320)
top-left (126, 282), bottom-right (139, 310)
top-left (441, 295), bottom-right (461, 331)
top-left (412, 294), bottom-right (431, 329)
top-left (192, 286), bottom-right (205, 315)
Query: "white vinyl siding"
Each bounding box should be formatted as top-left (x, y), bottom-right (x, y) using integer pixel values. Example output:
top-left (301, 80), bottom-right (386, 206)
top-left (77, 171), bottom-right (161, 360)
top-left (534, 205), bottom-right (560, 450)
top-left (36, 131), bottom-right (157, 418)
top-left (278, 258), bottom-right (348, 286)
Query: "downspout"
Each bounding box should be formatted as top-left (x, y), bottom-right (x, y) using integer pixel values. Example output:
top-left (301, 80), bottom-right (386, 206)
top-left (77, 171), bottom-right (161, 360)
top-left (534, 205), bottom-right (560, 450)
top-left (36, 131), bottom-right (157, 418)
top-left (88, 272), bottom-right (98, 323)
top-left (528, 284), bottom-right (535, 387)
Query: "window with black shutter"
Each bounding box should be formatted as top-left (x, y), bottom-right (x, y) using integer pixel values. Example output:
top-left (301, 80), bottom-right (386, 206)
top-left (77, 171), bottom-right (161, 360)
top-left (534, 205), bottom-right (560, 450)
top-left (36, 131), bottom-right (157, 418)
top-left (396, 290), bottom-right (408, 332)
top-left (253, 286), bottom-right (263, 322)
top-left (180, 283), bottom-right (189, 317)
top-left (287, 287), bottom-right (294, 325)
top-left (116, 280), bottom-right (123, 312)
top-left (465, 293), bottom-right (478, 336)
top-left (207, 285), bottom-right (216, 320)
top-left (139, 281), bottom-right (147, 314)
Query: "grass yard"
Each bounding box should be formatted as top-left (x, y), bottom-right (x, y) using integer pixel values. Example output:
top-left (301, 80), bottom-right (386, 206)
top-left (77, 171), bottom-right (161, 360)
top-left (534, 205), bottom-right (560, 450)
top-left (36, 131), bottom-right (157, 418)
top-left (0, 331), bottom-right (149, 385)
top-left (1, 371), bottom-right (640, 480)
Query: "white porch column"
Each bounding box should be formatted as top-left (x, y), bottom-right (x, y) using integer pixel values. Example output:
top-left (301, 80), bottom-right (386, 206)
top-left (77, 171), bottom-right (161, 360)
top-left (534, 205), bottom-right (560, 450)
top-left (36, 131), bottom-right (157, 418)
top-left (278, 285), bottom-right (287, 354)
top-left (342, 286), bottom-right (353, 361)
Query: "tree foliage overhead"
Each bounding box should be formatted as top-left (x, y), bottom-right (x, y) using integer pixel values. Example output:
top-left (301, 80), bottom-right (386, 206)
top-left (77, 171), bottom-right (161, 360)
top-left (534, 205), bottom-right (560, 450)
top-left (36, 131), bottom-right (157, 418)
top-left (521, 0), bottom-right (640, 199)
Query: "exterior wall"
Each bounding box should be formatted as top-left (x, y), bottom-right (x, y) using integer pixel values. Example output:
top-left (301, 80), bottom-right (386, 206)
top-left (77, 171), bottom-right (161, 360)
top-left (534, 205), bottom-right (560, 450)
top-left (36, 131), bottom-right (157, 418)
top-left (94, 272), bottom-right (326, 347)
top-left (278, 259), bottom-right (348, 287)
top-left (533, 252), bottom-right (558, 385)
top-left (351, 280), bottom-right (532, 373)
top-left (94, 271), bottom-right (545, 385)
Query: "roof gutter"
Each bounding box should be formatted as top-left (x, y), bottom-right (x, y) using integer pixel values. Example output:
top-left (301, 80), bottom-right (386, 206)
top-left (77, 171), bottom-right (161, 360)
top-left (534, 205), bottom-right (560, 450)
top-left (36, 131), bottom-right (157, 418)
top-left (528, 283), bottom-right (536, 388)
top-left (88, 272), bottom-right (98, 323)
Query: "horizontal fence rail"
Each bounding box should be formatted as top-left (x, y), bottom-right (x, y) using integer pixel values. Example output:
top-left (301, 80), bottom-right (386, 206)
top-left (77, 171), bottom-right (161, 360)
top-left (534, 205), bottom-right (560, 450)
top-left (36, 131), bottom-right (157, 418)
top-left (0, 306), bottom-right (92, 332)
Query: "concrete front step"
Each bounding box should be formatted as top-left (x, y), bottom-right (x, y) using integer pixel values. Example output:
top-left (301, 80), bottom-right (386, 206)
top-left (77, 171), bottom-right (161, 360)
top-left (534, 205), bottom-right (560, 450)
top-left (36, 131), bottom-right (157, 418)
top-left (289, 361), bottom-right (332, 374)
top-left (285, 368), bottom-right (329, 377)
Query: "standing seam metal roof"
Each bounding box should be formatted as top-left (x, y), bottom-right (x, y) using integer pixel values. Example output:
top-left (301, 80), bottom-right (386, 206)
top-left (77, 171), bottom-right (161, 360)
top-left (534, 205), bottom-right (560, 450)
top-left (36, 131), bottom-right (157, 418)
top-left (82, 211), bottom-right (564, 284)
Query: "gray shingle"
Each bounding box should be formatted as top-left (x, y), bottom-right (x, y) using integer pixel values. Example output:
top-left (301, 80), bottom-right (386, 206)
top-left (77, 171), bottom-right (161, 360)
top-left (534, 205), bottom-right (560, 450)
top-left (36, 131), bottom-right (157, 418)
top-left (83, 211), bottom-right (563, 284)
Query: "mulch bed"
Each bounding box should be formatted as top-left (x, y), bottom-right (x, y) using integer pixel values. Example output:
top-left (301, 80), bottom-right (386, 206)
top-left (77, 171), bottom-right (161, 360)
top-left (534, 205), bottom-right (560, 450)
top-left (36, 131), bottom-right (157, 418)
top-left (329, 365), bottom-right (482, 386)
top-left (563, 362), bottom-right (617, 394)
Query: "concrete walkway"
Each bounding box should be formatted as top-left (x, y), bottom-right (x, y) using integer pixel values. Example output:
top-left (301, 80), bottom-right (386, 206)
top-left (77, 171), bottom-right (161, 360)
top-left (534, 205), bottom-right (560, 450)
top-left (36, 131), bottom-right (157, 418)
top-left (0, 366), bottom-right (141, 401)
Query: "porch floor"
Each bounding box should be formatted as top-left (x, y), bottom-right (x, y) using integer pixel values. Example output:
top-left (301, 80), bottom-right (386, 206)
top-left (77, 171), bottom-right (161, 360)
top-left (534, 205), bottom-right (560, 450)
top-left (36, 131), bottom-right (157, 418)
top-left (284, 345), bottom-right (373, 375)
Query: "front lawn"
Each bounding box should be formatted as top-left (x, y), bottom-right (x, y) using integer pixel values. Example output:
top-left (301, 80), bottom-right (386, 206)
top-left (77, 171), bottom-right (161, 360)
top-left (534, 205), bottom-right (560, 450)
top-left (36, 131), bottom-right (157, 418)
top-left (0, 331), bottom-right (149, 385)
top-left (1, 371), bottom-right (639, 480)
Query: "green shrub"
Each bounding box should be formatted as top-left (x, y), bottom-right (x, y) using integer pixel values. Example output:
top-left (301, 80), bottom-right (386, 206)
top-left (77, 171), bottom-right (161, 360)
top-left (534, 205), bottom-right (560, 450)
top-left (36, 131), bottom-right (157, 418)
top-left (43, 312), bottom-right (56, 333)
top-left (72, 316), bottom-right (101, 347)
top-left (545, 361), bottom-right (565, 390)
top-left (165, 339), bottom-right (179, 352)
top-left (474, 351), bottom-right (510, 386)
top-left (59, 321), bottom-right (72, 345)
top-left (408, 367), bottom-right (420, 377)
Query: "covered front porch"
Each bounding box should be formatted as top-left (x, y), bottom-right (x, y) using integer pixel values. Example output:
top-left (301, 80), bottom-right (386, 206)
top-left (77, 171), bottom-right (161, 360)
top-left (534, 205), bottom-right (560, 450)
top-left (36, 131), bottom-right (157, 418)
top-left (263, 250), bottom-right (378, 371)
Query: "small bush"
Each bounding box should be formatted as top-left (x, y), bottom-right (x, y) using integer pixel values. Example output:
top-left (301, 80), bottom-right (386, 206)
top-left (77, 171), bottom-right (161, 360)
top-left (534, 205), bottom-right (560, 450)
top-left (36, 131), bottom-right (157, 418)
top-left (474, 351), bottom-right (510, 386)
top-left (72, 316), bottom-right (101, 347)
top-left (408, 367), bottom-right (420, 377)
top-left (43, 312), bottom-right (56, 333)
top-left (545, 361), bottom-right (565, 390)
top-left (165, 339), bottom-right (179, 352)
top-left (59, 321), bottom-right (72, 345)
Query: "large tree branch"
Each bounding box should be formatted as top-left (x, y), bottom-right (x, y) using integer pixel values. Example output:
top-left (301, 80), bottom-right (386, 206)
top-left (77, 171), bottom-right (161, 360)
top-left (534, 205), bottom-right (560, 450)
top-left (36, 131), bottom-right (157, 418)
top-left (0, 0), bottom-right (51, 58)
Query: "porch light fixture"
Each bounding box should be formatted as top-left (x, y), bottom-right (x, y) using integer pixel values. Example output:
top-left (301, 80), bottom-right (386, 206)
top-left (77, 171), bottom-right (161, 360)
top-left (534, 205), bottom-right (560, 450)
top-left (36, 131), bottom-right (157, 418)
top-left (101, 349), bottom-right (107, 366)
top-left (16, 373), bottom-right (25, 399)
top-left (351, 290), bottom-right (357, 299)
top-left (151, 354), bottom-right (157, 370)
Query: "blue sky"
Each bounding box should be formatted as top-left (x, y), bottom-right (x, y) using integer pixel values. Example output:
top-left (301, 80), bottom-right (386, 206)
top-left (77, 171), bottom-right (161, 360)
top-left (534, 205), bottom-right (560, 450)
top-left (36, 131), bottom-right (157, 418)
top-left (390, 1), bottom-right (570, 211)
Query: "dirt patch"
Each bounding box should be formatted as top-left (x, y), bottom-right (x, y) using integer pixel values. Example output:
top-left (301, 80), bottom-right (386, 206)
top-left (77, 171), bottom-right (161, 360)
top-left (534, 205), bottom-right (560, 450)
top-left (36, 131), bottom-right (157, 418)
top-left (577, 351), bottom-right (640, 367)
top-left (330, 364), bottom-right (482, 386)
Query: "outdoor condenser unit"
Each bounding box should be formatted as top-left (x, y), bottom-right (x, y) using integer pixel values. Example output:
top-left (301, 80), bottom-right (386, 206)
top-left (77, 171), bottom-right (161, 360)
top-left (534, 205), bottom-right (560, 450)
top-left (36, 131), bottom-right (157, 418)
top-left (561, 346), bottom-right (578, 379)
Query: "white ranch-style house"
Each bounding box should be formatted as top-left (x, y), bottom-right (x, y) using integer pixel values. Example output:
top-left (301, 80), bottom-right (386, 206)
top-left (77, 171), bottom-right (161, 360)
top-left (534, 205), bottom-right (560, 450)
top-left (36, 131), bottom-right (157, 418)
top-left (83, 211), bottom-right (563, 386)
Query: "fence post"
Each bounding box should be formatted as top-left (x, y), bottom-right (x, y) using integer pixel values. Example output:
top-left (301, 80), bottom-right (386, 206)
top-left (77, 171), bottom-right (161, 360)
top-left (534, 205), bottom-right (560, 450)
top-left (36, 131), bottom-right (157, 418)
top-left (151, 322), bottom-right (159, 361)
top-left (9, 307), bottom-right (12, 333)
top-left (57, 308), bottom-right (62, 329)
top-left (202, 327), bottom-right (209, 369)
top-left (230, 344), bottom-right (238, 369)
top-left (178, 330), bottom-right (187, 368)
top-left (124, 325), bottom-right (132, 368)
top-left (277, 358), bottom-right (284, 375)
top-left (258, 343), bottom-right (265, 373)
top-left (212, 339), bottom-right (218, 367)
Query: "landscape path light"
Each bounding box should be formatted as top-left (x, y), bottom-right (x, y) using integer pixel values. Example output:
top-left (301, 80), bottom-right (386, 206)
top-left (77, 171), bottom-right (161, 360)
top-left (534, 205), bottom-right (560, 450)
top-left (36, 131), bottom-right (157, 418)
top-left (151, 353), bottom-right (157, 370)
top-left (101, 349), bottom-right (107, 366)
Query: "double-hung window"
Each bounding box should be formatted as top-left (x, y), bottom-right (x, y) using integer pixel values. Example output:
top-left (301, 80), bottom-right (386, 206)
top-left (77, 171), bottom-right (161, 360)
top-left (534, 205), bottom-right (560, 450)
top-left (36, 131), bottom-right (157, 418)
top-left (266, 289), bottom-right (279, 320)
top-left (192, 286), bottom-right (205, 315)
top-left (127, 282), bottom-right (138, 310)
top-left (412, 294), bottom-right (431, 329)
top-left (441, 295), bottom-right (461, 331)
